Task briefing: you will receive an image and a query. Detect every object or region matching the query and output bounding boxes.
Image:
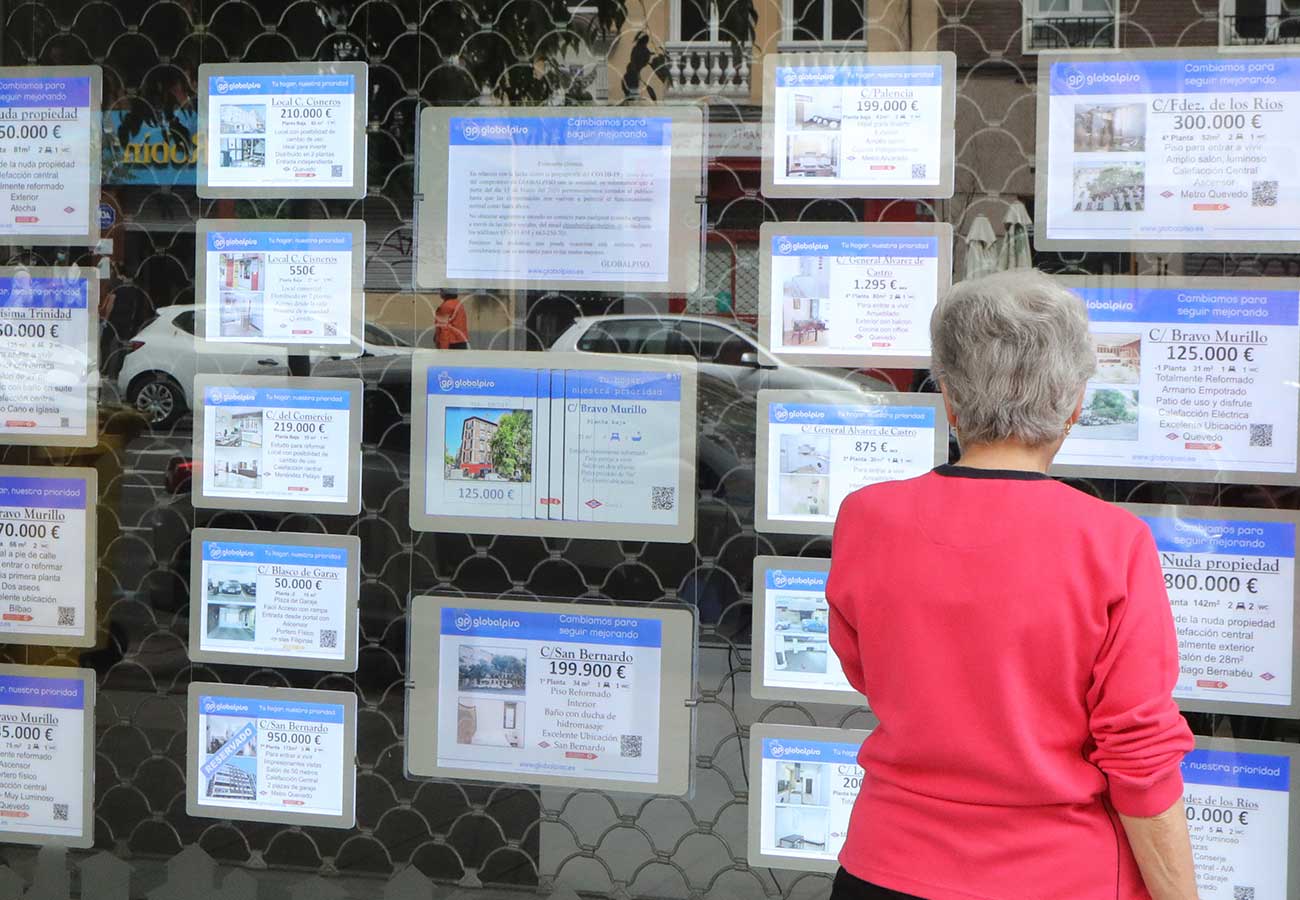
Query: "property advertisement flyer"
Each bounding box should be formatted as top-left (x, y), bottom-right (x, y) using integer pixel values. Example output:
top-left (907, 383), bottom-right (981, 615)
top-left (444, 115), bottom-right (672, 283)
top-left (748, 724), bottom-right (870, 874)
top-left (758, 391), bottom-right (947, 535)
top-left (188, 685), bottom-right (356, 827)
top-left (759, 225), bottom-right (951, 367)
top-left (412, 353), bottom-right (697, 541)
top-left (764, 53), bottom-right (955, 198)
top-left (1129, 506), bottom-right (1298, 717)
top-left (429, 606), bottom-right (666, 786)
top-left (200, 64), bottom-right (365, 197)
top-left (1182, 742), bottom-right (1296, 899)
top-left (197, 223), bottom-right (362, 349)
top-left (752, 557), bottom-right (863, 705)
top-left (0, 269), bottom-right (97, 446)
top-left (1054, 279), bottom-right (1300, 484)
top-left (0, 668), bottom-right (93, 847)
top-left (195, 377), bottom-right (362, 514)
top-left (0, 69), bottom-right (100, 242)
top-left (1037, 51), bottom-right (1300, 251)
top-left (0, 468), bottom-right (96, 647)
top-left (416, 107), bottom-right (704, 293)
top-left (191, 530), bottom-right (359, 672)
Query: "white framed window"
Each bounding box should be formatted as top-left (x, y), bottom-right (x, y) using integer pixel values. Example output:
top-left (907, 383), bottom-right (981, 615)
top-left (1022, 0), bottom-right (1119, 54)
top-left (781, 0), bottom-right (868, 45)
top-left (1220, 0), bottom-right (1300, 46)
top-left (673, 0), bottom-right (722, 42)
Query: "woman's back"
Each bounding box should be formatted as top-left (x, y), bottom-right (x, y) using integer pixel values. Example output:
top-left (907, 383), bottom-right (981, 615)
top-left (827, 465), bottom-right (1192, 900)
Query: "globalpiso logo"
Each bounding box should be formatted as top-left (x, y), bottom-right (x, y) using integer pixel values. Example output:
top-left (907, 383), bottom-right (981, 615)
top-left (454, 612), bottom-right (474, 632)
top-left (773, 406), bottom-right (790, 422)
top-left (769, 741), bottom-right (785, 757)
top-left (437, 371), bottom-right (455, 392)
top-left (215, 78), bottom-right (230, 94)
top-left (1062, 65), bottom-right (1086, 89)
top-left (777, 239), bottom-right (794, 255)
top-left (772, 571), bottom-right (790, 588)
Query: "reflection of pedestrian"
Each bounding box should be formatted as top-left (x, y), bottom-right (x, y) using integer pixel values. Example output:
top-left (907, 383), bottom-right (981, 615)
top-left (435, 289), bottom-right (469, 350)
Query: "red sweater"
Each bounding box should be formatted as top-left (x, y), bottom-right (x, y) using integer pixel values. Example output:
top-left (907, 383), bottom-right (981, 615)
top-left (826, 465), bottom-right (1194, 900)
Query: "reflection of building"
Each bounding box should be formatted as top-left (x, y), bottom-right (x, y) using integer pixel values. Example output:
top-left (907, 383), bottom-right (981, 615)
top-left (220, 105), bottom-right (264, 134)
top-left (457, 416), bottom-right (498, 476)
top-left (207, 763), bottom-right (257, 800)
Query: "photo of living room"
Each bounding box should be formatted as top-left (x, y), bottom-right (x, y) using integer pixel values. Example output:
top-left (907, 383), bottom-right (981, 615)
top-left (781, 258), bottom-right (830, 346)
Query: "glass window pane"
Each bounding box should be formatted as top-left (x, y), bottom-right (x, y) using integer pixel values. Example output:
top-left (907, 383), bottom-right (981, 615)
top-left (679, 0), bottom-right (710, 40)
top-left (792, 0), bottom-right (825, 40)
top-left (831, 0), bottom-right (865, 39)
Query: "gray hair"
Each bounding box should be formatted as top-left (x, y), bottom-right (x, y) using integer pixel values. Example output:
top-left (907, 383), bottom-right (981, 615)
top-left (930, 269), bottom-right (1097, 447)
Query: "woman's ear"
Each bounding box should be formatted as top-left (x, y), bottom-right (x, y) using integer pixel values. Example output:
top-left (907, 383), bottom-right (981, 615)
top-left (938, 381), bottom-right (958, 428)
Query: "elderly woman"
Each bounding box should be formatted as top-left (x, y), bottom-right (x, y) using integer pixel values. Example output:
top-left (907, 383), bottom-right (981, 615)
top-left (826, 270), bottom-right (1197, 900)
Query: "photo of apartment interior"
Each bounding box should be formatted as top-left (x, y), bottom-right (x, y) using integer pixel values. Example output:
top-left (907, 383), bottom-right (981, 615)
top-left (781, 258), bottom-right (829, 346)
top-left (1073, 103), bottom-right (1145, 153)
top-left (773, 761), bottom-right (831, 851)
top-left (785, 133), bottom-right (839, 178)
top-left (789, 93), bottom-right (843, 130)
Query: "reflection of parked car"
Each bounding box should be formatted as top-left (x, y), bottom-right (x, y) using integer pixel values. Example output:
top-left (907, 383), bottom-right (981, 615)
top-left (241, 583), bottom-right (255, 596)
top-left (117, 304), bottom-right (414, 427)
top-left (220, 580), bottom-right (242, 595)
top-left (774, 621), bottom-right (792, 631)
top-left (550, 315), bottom-right (888, 396)
top-left (801, 620), bottom-right (828, 633)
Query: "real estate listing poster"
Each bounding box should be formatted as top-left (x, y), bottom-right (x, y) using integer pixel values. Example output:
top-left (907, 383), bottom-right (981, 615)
top-left (414, 106), bottom-right (705, 293)
top-left (0, 66), bottom-right (101, 245)
top-left (756, 390), bottom-right (948, 536)
top-left (0, 267), bottom-right (98, 447)
top-left (0, 665), bottom-right (94, 847)
top-left (0, 466), bottom-right (97, 648)
top-left (189, 528), bottom-right (360, 672)
top-left (1053, 276), bottom-right (1300, 485)
top-left (1122, 504), bottom-right (1299, 719)
top-left (410, 350), bottom-right (697, 542)
top-left (747, 723), bottom-right (872, 873)
top-left (186, 683), bottom-right (357, 828)
top-left (194, 220), bottom-right (365, 352)
top-left (1181, 737), bottom-right (1299, 899)
top-left (406, 595), bottom-right (697, 794)
top-left (193, 375), bottom-right (363, 515)
top-left (751, 556), bottom-right (865, 706)
top-left (1036, 49), bottom-right (1300, 252)
top-left (758, 222), bottom-right (952, 368)
top-left (197, 62), bottom-right (367, 199)
top-left (762, 51), bottom-right (956, 199)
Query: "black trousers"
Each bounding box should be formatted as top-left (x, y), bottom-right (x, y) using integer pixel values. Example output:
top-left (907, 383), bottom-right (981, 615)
top-left (830, 867), bottom-right (926, 900)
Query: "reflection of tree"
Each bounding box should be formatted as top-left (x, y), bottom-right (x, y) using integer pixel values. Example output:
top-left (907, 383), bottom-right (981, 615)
top-left (489, 411), bottom-right (533, 482)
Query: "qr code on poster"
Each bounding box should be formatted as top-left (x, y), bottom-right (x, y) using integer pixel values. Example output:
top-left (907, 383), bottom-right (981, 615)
top-left (620, 735), bottom-right (643, 758)
top-left (912, 163), bottom-right (927, 180)
top-left (650, 486), bottom-right (675, 511)
top-left (1234, 887), bottom-right (1255, 900)
top-left (324, 323), bottom-right (337, 337)
top-left (320, 629), bottom-right (338, 649)
top-left (57, 607), bottom-right (75, 627)
top-left (1250, 423), bottom-right (1273, 447)
top-left (322, 475), bottom-right (335, 488)
top-left (53, 803), bottom-right (68, 822)
top-left (1252, 180), bottom-right (1278, 207)
top-left (331, 165), bottom-right (343, 178)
